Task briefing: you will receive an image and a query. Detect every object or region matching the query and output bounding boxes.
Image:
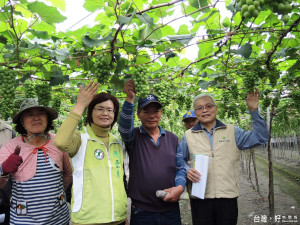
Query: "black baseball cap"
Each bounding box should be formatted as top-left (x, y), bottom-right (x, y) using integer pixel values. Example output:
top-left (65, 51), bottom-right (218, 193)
top-left (137, 94), bottom-right (162, 111)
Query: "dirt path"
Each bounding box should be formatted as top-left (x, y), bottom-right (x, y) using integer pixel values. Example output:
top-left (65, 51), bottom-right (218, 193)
top-left (179, 151), bottom-right (300, 225)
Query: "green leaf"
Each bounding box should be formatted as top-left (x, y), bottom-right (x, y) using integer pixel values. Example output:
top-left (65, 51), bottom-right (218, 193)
top-left (161, 25), bottom-right (176, 37)
top-left (83, 0), bottom-right (105, 12)
top-left (136, 14), bottom-right (154, 26)
top-left (118, 10), bottom-right (135, 25)
top-left (83, 33), bottom-right (113, 47)
top-left (27, 2), bottom-right (66, 25)
top-left (201, 72), bottom-right (208, 78)
top-left (110, 75), bottom-right (124, 90)
top-left (124, 45), bottom-right (137, 53)
top-left (139, 25), bottom-right (162, 42)
top-left (233, 43), bottom-right (252, 59)
top-left (177, 24), bottom-right (189, 35)
top-left (49, 66), bottom-right (69, 85)
top-left (0, 35), bottom-right (7, 44)
top-left (54, 48), bottom-right (70, 61)
top-left (166, 51), bottom-right (177, 62)
top-left (47, 0), bottom-right (66, 11)
top-left (115, 58), bottom-right (127, 75)
top-left (198, 42), bottom-right (214, 59)
top-left (16, 73), bottom-right (32, 84)
top-left (28, 30), bottom-right (50, 39)
top-left (188, 0), bottom-right (209, 9)
top-left (288, 60), bottom-right (300, 73)
top-left (222, 17), bottom-right (231, 28)
top-left (167, 34), bottom-right (193, 44)
top-left (199, 10), bottom-right (218, 22)
top-left (197, 80), bottom-right (209, 89)
top-left (155, 44), bottom-right (165, 53)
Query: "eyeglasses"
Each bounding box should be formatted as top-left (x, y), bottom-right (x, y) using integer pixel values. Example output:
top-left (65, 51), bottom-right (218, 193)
top-left (93, 107), bottom-right (115, 115)
top-left (195, 104), bottom-right (215, 112)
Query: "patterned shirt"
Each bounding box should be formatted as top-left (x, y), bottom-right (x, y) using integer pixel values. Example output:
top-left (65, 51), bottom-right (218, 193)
top-left (10, 150), bottom-right (69, 225)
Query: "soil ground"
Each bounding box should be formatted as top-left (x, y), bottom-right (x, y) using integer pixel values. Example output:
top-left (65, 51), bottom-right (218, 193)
top-left (179, 148), bottom-right (300, 225)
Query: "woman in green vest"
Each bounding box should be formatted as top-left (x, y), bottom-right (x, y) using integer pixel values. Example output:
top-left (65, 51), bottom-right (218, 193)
top-left (54, 82), bottom-right (127, 225)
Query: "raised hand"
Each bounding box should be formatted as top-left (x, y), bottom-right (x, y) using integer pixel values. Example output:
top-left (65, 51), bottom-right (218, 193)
top-left (246, 88), bottom-right (261, 112)
top-left (2, 145), bottom-right (23, 174)
top-left (73, 81), bottom-right (100, 115)
top-left (124, 79), bottom-right (136, 103)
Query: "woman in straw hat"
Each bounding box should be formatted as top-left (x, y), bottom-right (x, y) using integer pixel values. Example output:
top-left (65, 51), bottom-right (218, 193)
top-left (54, 81), bottom-right (127, 225)
top-left (0, 98), bottom-right (72, 225)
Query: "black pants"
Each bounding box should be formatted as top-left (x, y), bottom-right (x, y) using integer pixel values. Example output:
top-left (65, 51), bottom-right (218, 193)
top-left (190, 198), bottom-right (238, 225)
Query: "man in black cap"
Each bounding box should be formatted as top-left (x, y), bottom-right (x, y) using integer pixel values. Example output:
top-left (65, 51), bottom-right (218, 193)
top-left (118, 80), bottom-right (186, 225)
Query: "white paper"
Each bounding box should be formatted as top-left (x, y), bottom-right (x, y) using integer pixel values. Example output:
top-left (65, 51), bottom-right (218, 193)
top-left (191, 154), bottom-right (209, 199)
top-left (0, 213), bottom-right (5, 223)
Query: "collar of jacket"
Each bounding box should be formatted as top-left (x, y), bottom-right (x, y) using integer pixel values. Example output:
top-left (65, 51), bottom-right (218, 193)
top-left (191, 119), bottom-right (227, 132)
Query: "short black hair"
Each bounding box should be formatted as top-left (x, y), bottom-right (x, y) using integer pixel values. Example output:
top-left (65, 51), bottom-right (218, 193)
top-left (86, 92), bottom-right (120, 129)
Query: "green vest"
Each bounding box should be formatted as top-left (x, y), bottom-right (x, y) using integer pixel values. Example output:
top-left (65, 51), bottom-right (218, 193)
top-left (70, 126), bottom-right (127, 224)
top-left (185, 124), bottom-right (240, 199)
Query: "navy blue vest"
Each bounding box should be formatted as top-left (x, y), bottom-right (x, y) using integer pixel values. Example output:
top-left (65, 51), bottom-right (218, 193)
top-left (127, 127), bottom-right (179, 212)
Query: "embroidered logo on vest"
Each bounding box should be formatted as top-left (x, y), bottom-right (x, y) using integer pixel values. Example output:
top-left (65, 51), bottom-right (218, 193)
top-left (219, 136), bottom-right (230, 143)
top-left (94, 149), bottom-right (104, 160)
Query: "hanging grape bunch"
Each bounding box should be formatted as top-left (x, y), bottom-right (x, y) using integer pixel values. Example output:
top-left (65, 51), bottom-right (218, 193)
top-left (265, 0), bottom-right (293, 23)
top-left (222, 90), bottom-right (231, 105)
top-left (93, 54), bottom-right (111, 83)
top-left (237, 0), bottom-right (262, 18)
top-left (185, 96), bottom-right (193, 110)
top-left (252, 63), bottom-right (269, 80)
top-left (230, 83), bottom-right (239, 101)
top-left (153, 80), bottom-right (173, 107)
top-left (132, 64), bottom-right (150, 98)
top-left (262, 96), bottom-right (271, 110)
top-left (24, 80), bottom-right (36, 98)
top-left (243, 70), bottom-right (260, 93)
top-left (0, 68), bottom-right (16, 120)
top-left (36, 83), bottom-right (52, 106)
top-left (272, 97), bottom-right (280, 107)
top-left (236, 0), bottom-right (293, 23)
top-left (176, 93), bottom-right (185, 109)
top-left (290, 90), bottom-right (300, 113)
top-left (52, 96), bottom-right (61, 113)
top-left (268, 69), bottom-right (280, 87)
top-left (228, 105), bottom-right (239, 120)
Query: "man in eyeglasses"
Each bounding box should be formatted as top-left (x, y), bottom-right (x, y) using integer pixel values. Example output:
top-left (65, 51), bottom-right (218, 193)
top-left (118, 79), bottom-right (186, 225)
top-left (180, 89), bottom-right (269, 225)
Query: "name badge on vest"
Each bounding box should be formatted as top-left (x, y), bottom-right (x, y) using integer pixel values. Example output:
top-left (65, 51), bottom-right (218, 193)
top-left (94, 149), bottom-right (104, 160)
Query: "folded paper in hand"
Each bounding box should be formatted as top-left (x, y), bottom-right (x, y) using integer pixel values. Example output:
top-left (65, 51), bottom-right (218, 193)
top-left (191, 154), bottom-right (209, 199)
